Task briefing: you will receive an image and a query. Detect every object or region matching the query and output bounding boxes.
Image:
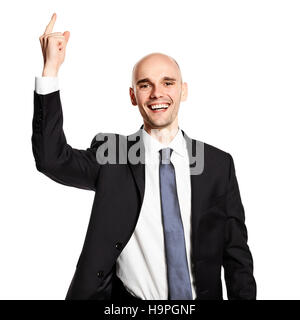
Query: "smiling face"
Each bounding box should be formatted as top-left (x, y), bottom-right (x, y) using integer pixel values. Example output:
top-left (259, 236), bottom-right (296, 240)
top-left (129, 53), bottom-right (187, 133)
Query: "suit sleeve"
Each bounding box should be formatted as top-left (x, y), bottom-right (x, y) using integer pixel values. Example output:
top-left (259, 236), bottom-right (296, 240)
top-left (223, 153), bottom-right (257, 300)
top-left (31, 90), bottom-right (101, 191)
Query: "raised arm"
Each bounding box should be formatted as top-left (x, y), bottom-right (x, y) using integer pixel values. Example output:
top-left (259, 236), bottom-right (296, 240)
top-left (32, 13), bottom-right (101, 191)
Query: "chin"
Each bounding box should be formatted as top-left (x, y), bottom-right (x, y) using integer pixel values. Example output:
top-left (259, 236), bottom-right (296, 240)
top-left (148, 120), bottom-right (172, 129)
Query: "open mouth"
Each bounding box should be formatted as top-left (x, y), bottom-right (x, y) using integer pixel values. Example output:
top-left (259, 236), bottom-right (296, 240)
top-left (147, 103), bottom-right (170, 113)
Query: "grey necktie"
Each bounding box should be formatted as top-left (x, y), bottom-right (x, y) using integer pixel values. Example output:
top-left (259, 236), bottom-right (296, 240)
top-left (159, 148), bottom-right (193, 300)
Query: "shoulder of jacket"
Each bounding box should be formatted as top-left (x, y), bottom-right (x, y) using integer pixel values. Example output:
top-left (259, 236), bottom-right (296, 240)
top-left (201, 141), bottom-right (233, 170)
top-left (203, 141), bottom-right (229, 157)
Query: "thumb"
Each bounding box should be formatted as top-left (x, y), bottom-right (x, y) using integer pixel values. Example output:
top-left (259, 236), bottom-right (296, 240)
top-left (63, 31), bottom-right (70, 43)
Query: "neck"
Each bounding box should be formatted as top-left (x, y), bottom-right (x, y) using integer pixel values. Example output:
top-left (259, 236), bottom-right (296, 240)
top-left (143, 120), bottom-right (179, 146)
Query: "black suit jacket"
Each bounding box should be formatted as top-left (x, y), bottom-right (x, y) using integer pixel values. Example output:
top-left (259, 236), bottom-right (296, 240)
top-left (32, 90), bottom-right (256, 300)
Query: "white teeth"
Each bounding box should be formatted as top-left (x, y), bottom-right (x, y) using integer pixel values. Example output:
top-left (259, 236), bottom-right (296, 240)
top-left (150, 104), bottom-right (169, 110)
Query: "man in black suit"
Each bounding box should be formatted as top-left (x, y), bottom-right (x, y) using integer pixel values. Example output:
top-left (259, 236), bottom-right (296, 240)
top-left (32, 13), bottom-right (256, 300)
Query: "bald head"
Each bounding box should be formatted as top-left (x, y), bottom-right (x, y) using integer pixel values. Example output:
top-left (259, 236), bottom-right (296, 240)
top-left (131, 52), bottom-right (182, 88)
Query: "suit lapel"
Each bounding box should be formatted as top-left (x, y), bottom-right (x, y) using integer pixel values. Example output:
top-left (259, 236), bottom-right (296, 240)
top-left (127, 126), bottom-right (204, 215)
top-left (182, 129), bottom-right (205, 259)
top-left (127, 125), bottom-right (146, 205)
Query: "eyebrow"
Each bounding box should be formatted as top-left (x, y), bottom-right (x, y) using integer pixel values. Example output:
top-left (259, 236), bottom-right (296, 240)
top-left (136, 77), bottom-right (177, 86)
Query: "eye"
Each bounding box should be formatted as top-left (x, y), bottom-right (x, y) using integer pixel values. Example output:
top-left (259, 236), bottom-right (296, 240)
top-left (165, 82), bottom-right (174, 86)
top-left (139, 84), bottom-right (150, 89)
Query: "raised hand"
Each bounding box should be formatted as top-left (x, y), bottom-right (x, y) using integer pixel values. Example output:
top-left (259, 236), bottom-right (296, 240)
top-left (39, 13), bottom-right (70, 76)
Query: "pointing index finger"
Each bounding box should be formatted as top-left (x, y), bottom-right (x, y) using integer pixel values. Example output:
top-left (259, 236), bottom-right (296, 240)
top-left (44, 13), bottom-right (56, 35)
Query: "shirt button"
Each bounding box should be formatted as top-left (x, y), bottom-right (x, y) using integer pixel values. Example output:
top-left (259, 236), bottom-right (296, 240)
top-left (97, 270), bottom-right (104, 278)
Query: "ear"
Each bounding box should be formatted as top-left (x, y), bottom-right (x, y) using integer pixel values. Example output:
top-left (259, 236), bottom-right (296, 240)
top-left (180, 82), bottom-right (188, 102)
top-left (129, 87), bottom-right (138, 106)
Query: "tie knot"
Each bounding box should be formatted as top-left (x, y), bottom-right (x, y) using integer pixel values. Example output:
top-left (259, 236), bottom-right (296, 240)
top-left (159, 148), bottom-right (173, 164)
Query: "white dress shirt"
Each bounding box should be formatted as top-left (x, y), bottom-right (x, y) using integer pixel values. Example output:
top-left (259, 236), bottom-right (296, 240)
top-left (34, 76), bottom-right (197, 300)
top-left (35, 76), bottom-right (59, 94)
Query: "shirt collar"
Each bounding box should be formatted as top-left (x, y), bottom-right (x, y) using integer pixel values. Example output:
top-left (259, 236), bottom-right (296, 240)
top-left (141, 125), bottom-right (187, 159)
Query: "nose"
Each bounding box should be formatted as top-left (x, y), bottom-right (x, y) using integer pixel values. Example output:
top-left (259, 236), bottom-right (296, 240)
top-left (150, 85), bottom-right (163, 99)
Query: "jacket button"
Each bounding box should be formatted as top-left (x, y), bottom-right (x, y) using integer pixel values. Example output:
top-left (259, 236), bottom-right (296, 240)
top-left (97, 270), bottom-right (104, 278)
top-left (115, 242), bottom-right (123, 250)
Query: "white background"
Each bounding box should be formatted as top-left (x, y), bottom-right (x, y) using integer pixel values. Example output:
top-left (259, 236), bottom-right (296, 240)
top-left (0, 0), bottom-right (299, 299)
